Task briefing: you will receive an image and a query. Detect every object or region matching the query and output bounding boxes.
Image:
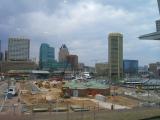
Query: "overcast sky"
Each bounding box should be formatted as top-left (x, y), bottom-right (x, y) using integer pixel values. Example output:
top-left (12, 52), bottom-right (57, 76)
top-left (0, 0), bottom-right (160, 66)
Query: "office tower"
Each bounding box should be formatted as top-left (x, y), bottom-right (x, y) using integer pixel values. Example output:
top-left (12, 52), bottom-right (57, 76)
top-left (108, 33), bottom-right (123, 80)
top-left (39, 43), bottom-right (55, 70)
top-left (8, 37), bottom-right (30, 61)
top-left (5, 50), bottom-right (8, 61)
top-left (59, 44), bottom-right (69, 63)
top-left (67, 55), bottom-right (78, 71)
top-left (0, 53), bottom-right (3, 61)
top-left (123, 60), bottom-right (138, 76)
top-left (0, 40), bottom-right (3, 61)
top-left (149, 62), bottom-right (160, 78)
top-left (0, 40), bottom-right (1, 52)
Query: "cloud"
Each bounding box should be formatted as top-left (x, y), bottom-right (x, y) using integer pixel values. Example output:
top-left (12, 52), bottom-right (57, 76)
top-left (0, 0), bottom-right (159, 66)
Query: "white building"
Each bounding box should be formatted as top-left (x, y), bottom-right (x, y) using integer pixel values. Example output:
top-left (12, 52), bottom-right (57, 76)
top-left (8, 37), bottom-right (30, 61)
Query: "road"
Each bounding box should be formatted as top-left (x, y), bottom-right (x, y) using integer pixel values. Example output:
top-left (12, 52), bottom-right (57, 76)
top-left (0, 81), bottom-right (8, 103)
top-left (0, 81), bottom-right (21, 113)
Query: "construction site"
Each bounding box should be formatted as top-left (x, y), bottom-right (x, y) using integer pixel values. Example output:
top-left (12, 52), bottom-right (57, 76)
top-left (0, 77), bottom-right (160, 120)
top-left (15, 79), bottom-right (142, 113)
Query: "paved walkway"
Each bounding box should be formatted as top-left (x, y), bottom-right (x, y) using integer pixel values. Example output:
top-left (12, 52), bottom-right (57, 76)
top-left (71, 97), bottom-right (131, 110)
top-left (90, 99), bottom-right (130, 110)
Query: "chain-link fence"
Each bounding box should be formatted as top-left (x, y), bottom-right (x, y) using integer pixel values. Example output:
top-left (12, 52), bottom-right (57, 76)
top-left (1, 104), bottom-right (160, 120)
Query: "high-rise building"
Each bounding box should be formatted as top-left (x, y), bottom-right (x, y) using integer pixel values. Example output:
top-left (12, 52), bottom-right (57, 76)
top-left (0, 53), bottom-right (3, 61)
top-left (108, 33), bottom-right (123, 80)
top-left (123, 60), bottom-right (138, 76)
top-left (0, 40), bottom-right (3, 61)
top-left (0, 40), bottom-right (1, 52)
top-left (149, 63), bottom-right (157, 75)
top-left (5, 50), bottom-right (8, 61)
top-left (39, 43), bottom-right (55, 70)
top-left (149, 62), bottom-right (160, 78)
top-left (67, 55), bottom-right (78, 71)
top-left (8, 37), bottom-right (30, 61)
top-left (59, 44), bottom-right (69, 63)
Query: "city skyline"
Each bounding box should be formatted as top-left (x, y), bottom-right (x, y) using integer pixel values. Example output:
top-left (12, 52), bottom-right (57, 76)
top-left (0, 0), bottom-right (160, 66)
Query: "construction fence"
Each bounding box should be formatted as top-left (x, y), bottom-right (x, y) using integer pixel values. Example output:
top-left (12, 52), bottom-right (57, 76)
top-left (0, 104), bottom-right (160, 120)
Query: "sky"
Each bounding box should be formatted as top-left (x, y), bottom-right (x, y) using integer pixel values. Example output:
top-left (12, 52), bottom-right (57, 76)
top-left (0, 0), bottom-right (160, 66)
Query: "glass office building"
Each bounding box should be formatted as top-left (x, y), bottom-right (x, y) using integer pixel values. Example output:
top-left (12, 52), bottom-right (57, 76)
top-left (39, 43), bottom-right (55, 70)
top-left (123, 60), bottom-right (138, 75)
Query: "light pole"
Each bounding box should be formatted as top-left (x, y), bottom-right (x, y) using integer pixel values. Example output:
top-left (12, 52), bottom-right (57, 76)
top-left (147, 78), bottom-right (150, 103)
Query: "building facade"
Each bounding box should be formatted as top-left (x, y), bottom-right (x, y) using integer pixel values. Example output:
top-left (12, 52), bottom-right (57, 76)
top-left (63, 80), bottom-right (110, 97)
top-left (149, 62), bottom-right (160, 78)
top-left (138, 65), bottom-right (149, 75)
top-left (95, 62), bottom-right (109, 76)
top-left (158, 67), bottom-right (160, 77)
top-left (123, 60), bottom-right (138, 76)
top-left (0, 61), bottom-right (37, 72)
top-left (0, 40), bottom-right (1, 52)
top-left (149, 63), bottom-right (157, 74)
top-left (0, 40), bottom-right (3, 61)
top-left (58, 44), bottom-right (69, 63)
top-left (78, 63), bottom-right (85, 72)
top-left (5, 50), bottom-right (8, 61)
top-left (8, 38), bottom-right (30, 61)
top-left (108, 33), bottom-right (123, 80)
top-left (0, 53), bottom-right (3, 61)
top-left (84, 66), bottom-right (95, 73)
top-left (67, 55), bottom-right (78, 71)
top-left (39, 43), bottom-right (55, 70)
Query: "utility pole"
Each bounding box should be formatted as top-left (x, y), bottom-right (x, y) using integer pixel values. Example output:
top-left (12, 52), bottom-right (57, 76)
top-left (147, 79), bottom-right (150, 103)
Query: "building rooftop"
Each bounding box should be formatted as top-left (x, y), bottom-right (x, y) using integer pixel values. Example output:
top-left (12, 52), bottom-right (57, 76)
top-left (8, 70), bottom-right (49, 74)
top-left (109, 33), bottom-right (123, 37)
top-left (144, 79), bottom-right (160, 86)
top-left (60, 44), bottom-right (68, 49)
top-left (63, 80), bottom-right (110, 89)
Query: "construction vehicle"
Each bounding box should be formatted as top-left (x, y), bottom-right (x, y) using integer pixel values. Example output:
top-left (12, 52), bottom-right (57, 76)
top-left (8, 86), bottom-right (18, 96)
top-left (136, 85), bottom-right (145, 93)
